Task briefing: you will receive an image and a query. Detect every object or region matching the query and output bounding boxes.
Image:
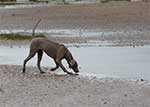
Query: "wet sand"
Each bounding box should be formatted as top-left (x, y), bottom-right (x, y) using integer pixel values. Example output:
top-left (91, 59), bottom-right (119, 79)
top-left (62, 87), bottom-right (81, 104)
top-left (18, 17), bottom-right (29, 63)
top-left (0, 33), bottom-right (150, 47)
top-left (0, 65), bottom-right (150, 107)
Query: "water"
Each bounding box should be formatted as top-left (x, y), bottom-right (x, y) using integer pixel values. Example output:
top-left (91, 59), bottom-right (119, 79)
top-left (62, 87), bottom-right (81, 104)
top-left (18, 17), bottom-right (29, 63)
top-left (0, 46), bottom-right (150, 80)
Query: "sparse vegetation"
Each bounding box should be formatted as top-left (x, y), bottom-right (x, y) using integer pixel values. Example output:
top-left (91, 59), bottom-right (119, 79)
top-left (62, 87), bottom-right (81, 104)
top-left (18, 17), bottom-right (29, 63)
top-left (0, 33), bottom-right (46, 40)
top-left (0, 0), bottom-right (16, 2)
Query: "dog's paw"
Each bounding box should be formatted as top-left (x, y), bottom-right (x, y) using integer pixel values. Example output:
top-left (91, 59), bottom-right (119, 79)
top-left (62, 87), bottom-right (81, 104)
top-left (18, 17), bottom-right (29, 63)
top-left (40, 71), bottom-right (46, 74)
top-left (66, 71), bottom-right (79, 75)
top-left (67, 72), bottom-right (74, 75)
top-left (21, 70), bottom-right (25, 74)
top-left (50, 68), bottom-right (56, 71)
top-left (74, 73), bottom-right (79, 75)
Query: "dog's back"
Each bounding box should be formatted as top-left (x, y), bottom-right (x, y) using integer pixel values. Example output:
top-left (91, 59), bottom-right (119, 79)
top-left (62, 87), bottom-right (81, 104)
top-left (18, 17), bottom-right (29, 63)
top-left (30, 37), bottom-right (66, 58)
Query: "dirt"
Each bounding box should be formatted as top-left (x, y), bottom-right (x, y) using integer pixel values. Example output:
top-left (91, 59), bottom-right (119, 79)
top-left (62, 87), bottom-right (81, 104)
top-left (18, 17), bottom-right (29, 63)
top-left (0, 65), bottom-right (150, 107)
top-left (0, 2), bottom-right (150, 31)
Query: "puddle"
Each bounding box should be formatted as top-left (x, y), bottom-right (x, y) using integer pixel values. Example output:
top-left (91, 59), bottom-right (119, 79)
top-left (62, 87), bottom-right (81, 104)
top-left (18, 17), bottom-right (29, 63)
top-left (0, 46), bottom-right (150, 80)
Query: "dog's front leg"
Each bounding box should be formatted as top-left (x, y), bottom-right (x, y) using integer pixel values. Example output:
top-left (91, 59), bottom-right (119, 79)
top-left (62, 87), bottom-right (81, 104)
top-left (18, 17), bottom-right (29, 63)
top-left (57, 60), bottom-right (73, 75)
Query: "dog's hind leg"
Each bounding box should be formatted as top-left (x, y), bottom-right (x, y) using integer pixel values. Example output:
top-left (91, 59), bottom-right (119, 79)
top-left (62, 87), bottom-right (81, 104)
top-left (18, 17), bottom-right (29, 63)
top-left (22, 50), bottom-right (36, 73)
top-left (50, 61), bottom-right (59, 71)
top-left (37, 50), bottom-right (45, 73)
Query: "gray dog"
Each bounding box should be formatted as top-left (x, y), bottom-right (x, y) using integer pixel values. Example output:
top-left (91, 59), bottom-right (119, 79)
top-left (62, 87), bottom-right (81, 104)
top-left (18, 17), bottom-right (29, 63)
top-left (22, 37), bottom-right (79, 74)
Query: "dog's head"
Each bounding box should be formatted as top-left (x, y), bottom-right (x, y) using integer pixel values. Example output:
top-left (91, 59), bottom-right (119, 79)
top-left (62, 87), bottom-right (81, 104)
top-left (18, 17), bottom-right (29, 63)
top-left (69, 59), bottom-right (79, 73)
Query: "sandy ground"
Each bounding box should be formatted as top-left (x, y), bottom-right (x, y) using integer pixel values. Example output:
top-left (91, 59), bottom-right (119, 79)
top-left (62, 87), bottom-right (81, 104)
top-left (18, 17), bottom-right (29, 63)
top-left (0, 2), bottom-right (150, 31)
top-left (0, 65), bottom-right (150, 107)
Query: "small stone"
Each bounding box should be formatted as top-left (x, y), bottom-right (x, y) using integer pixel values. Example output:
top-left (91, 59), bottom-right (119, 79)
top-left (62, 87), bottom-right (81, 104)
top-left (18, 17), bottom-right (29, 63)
top-left (104, 102), bottom-right (107, 104)
top-left (0, 88), bottom-right (4, 93)
top-left (33, 73), bottom-right (38, 75)
top-left (140, 78), bottom-right (144, 82)
top-left (124, 94), bottom-right (127, 97)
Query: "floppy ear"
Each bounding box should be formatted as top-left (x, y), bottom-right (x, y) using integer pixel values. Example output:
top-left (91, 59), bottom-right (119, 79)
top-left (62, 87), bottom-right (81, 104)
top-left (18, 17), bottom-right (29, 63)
top-left (70, 59), bottom-right (75, 67)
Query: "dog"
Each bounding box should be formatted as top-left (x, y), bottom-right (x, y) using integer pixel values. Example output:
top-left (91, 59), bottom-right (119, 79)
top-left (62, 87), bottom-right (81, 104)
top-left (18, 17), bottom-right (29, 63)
top-left (22, 37), bottom-right (79, 74)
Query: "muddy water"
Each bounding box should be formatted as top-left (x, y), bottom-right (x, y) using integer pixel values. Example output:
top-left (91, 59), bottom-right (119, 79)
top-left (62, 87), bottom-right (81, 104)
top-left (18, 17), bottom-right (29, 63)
top-left (0, 46), bottom-right (150, 80)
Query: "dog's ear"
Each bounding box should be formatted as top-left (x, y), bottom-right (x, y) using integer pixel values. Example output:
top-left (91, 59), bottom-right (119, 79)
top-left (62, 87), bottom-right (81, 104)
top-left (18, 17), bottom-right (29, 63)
top-left (70, 59), bottom-right (76, 67)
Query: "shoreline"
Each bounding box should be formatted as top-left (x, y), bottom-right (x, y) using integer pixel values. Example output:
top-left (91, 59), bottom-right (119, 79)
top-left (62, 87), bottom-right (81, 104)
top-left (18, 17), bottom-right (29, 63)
top-left (0, 38), bottom-right (149, 47)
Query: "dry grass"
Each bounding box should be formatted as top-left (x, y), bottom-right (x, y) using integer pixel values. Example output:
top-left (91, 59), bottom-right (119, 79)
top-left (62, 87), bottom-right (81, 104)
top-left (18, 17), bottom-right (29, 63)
top-left (0, 33), bottom-right (46, 40)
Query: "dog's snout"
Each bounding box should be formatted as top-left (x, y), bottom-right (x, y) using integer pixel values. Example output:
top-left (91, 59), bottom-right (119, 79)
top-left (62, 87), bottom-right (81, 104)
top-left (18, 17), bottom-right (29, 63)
top-left (76, 70), bottom-right (79, 73)
top-left (75, 69), bottom-right (79, 73)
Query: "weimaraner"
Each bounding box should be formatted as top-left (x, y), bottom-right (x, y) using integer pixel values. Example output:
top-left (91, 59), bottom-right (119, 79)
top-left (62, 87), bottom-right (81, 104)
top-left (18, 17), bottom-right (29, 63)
top-left (22, 37), bottom-right (79, 74)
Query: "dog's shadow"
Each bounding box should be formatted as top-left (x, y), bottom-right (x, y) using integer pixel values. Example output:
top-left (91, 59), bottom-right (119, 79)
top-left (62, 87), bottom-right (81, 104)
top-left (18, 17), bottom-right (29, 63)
top-left (34, 72), bottom-right (79, 81)
top-left (41, 72), bottom-right (79, 77)
top-left (21, 71), bottom-right (79, 79)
